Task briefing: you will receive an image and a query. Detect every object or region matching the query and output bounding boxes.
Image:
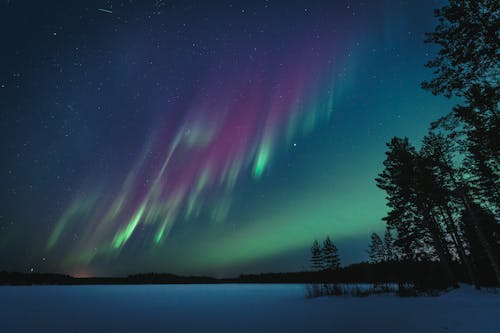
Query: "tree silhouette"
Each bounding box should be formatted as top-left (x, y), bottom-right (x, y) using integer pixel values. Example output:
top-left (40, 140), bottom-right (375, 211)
top-left (422, 0), bottom-right (499, 284)
top-left (376, 137), bottom-right (458, 287)
top-left (423, 0), bottom-right (499, 213)
top-left (322, 236), bottom-right (340, 270)
top-left (372, 0), bottom-right (499, 289)
top-left (461, 203), bottom-right (500, 285)
top-left (368, 233), bottom-right (384, 263)
top-left (422, 0), bottom-right (499, 98)
top-left (310, 240), bottom-right (323, 271)
top-left (383, 228), bottom-right (395, 262)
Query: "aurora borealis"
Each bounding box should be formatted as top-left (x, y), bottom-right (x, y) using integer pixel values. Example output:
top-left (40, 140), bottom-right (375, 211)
top-left (1, 0), bottom-right (454, 276)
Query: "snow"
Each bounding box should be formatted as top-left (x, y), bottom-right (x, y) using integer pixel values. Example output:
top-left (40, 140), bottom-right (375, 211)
top-left (0, 284), bottom-right (498, 333)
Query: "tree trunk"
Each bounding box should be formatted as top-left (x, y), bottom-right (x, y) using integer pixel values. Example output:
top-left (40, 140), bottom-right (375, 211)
top-left (439, 157), bottom-right (500, 285)
top-left (419, 203), bottom-right (458, 287)
top-left (440, 205), bottom-right (479, 288)
top-left (462, 197), bottom-right (500, 285)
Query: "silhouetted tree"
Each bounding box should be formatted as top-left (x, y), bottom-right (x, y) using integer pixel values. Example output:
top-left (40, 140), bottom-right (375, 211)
top-left (461, 204), bottom-right (500, 285)
top-left (368, 233), bottom-right (384, 263)
top-left (422, 0), bottom-right (499, 98)
top-left (419, 133), bottom-right (478, 285)
top-left (383, 228), bottom-right (396, 262)
top-left (322, 237), bottom-right (340, 270)
top-left (371, 0), bottom-right (499, 289)
top-left (311, 240), bottom-right (323, 271)
top-left (376, 138), bottom-right (421, 260)
top-left (376, 137), bottom-right (458, 287)
top-left (424, 0), bottom-right (499, 213)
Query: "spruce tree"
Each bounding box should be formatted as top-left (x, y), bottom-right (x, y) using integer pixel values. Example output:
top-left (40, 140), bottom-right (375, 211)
top-left (310, 240), bottom-right (323, 271)
top-left (323, 237), bottom-right (340, 270)
top-left (383, 228), bottom-right (395, 262)
top-left (368, 233), bottom-right (384, 263)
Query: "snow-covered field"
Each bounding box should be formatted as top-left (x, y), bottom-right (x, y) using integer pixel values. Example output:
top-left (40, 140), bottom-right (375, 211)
top-left (0, 284), bottom-right (498, 333)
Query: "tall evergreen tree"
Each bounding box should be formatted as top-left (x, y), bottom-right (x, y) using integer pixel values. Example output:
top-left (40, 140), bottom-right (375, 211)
top-left (368, 233), bottom-right (384, 263)
top-left (310, 240), bottom-right (323, 271)
top-left (420, 131), bottom-right (500, 284)
top-left (376, 137), bottom-right (458, 287)
top-left (322, 237), bottom-right (340, 270)
top-left (420, 132), bottom-right (481, 286)
top-left (423, 0), bottom-right (499, 213)
top-left (371, 0), bottom-right (499, 288)
top-left (383, 228), bottom-right (395, 262)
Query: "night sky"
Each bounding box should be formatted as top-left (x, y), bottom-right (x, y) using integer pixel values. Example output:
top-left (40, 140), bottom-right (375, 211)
top-left (0, 0), bottom-right (455, 277)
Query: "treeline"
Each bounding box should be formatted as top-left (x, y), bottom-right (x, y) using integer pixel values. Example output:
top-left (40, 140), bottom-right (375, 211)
top-left (239, 261), bottom-right (468, 286)
top-left (0, 272), bottom-right (219, 285)
top-left (371, 0), bottom-right (499, 288)
top-left (0, 272), bottom-right (75, 285)
top-left (2, 266), bottom-right (455, 285)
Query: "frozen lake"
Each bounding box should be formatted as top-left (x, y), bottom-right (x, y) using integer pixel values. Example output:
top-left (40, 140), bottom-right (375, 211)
top-left (0, 284), bottom-right (499, 333)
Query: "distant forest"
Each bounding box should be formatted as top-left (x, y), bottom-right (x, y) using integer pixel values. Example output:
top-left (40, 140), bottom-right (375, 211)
top-left (0, 262), bottom-right (475, 286)
top-left (311, 0), bottom-right (499, 290)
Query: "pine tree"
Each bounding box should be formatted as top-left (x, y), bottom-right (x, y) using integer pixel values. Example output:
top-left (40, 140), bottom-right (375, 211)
top-left (376, 137), bottom-right (458, 287)
top-left (322, 237), bottom-right (340, 270)
top-left (332, 242), bottom-right (340, 270)
top-left (420, 130), bottom-right (500, 284)
top-left (376, 138), bottom-right (430, 261)
top-left (461, 204), bottom-right (500, 285)
top-left (368, 233), bottom-right (384, 263)
top-left (310, 240), bottom-right (323, 271)
top-left (422, 0), bottom-right (500, 98)
top-left (383, 228), bottom-right (395, 262)
top-left (370, 0), bottom-right (500, 288)
top-left (423, 0), bottom-right (499, 214)
top-left (420, 132), bottom-right (481, 286)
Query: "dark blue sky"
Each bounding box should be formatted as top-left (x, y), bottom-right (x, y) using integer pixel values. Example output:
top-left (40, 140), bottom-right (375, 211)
top-left (0, 0), bottom-right (454, 277)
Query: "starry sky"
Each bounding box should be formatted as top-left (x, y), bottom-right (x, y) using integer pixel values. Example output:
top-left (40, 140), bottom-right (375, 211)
top-left (0, 0), bottom-right (454, 277)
